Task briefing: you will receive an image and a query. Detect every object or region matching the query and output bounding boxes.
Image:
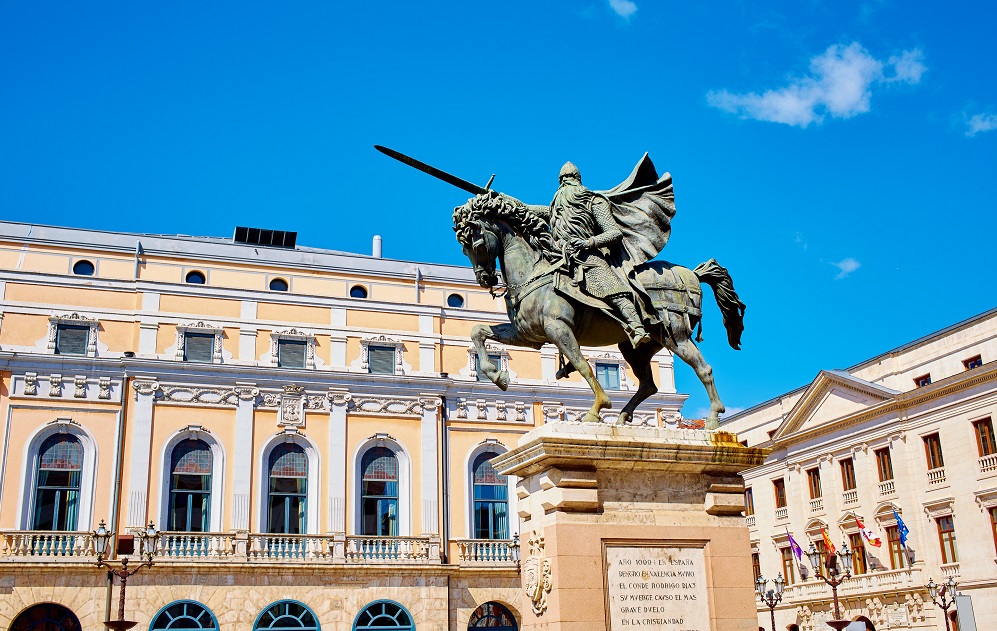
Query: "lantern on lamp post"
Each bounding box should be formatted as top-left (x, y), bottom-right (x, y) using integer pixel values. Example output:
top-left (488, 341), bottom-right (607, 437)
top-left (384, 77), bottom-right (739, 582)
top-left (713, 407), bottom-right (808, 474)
top-left (926, 576), bottom-right (958, 631)
top-left (755, 573), bottom-right (785, 631)
top-left (93, 520), bottom-right (160, 631)
top-left (806, 540), bottom-right (853, 630)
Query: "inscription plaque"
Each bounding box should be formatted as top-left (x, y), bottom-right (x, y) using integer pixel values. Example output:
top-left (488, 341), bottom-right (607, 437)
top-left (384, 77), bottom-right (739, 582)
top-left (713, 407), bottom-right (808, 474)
top-left (606, 544), bottom-right (709, 630)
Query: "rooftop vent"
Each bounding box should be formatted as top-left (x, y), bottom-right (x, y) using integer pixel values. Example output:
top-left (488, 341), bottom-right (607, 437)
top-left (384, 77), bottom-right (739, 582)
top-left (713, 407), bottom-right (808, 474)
top-left (233, 226), bottom-right (297, 249)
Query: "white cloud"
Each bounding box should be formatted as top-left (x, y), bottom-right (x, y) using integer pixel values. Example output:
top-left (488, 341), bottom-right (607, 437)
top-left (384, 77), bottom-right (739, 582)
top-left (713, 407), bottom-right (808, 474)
top-left (707, 43), bottom-right (925, 127)
top-left (608, 0), bottom-right (637, 19)
top-left (831, 257), bottom-right (861, 279)
top-left (966, 112), bottom-right (997, 137)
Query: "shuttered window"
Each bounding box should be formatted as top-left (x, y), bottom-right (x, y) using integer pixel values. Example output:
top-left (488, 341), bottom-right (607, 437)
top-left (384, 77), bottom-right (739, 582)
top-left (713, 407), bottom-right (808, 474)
top-left (184, 333), bottom-right (215, 363)
top-left (55, 325), bottom-right (89, 356)
top-left (278, 339), bottom-right (306, 369)
top-left (368, 346), bottom-right (395, 375)
top-left (596, 363), bottom-right (620, 390)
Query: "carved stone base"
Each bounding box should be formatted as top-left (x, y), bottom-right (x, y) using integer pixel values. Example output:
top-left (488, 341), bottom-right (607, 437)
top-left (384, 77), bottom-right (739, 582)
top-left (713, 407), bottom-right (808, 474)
top-left (491, 422), bottom-right (769, 631)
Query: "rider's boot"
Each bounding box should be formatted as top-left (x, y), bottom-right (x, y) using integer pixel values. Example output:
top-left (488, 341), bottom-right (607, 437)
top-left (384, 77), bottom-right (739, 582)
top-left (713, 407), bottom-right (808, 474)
top-left (609, 295), bottom-right (651, 347)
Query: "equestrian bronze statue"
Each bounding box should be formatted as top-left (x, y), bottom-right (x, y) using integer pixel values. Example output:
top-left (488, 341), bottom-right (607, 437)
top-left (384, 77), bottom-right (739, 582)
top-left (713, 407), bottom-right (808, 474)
top-left (377, 146), bottom-right (745, 429)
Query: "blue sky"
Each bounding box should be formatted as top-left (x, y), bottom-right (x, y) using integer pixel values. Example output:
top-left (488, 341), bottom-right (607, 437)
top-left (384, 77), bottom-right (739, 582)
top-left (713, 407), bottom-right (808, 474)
top-left (1, 2), bottom-right (995, 418)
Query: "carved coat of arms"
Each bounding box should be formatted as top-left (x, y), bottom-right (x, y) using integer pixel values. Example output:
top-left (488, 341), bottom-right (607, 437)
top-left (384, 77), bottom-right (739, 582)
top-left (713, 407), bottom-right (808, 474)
top-left (523, 531), bottom-right (552, 615)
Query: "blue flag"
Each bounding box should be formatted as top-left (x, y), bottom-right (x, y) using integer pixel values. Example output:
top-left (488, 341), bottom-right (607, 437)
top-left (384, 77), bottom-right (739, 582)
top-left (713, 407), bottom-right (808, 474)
top-left (892, 509), bottom-right (910, 546)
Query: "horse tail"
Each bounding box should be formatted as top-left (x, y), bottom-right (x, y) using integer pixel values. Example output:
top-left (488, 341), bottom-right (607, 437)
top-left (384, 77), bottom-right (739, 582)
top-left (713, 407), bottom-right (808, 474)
top-left (692, 258), bottom-right (746, 350)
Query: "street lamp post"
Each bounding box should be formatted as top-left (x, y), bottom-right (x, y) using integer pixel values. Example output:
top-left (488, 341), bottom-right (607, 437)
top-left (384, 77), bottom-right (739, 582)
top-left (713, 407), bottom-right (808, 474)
top-left (926, 577), bottom-right (958, 631)
top-left (806, 540), bottom-right (854, 631)
top-left (93, 520), bottom-right (160, 631)
top-left (755, 573), bottom-right (785, 631)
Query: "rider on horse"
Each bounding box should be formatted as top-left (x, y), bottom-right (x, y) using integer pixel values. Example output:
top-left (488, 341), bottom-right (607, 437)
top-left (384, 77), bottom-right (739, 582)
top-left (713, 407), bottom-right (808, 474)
top-left (527, 161), bottom-right (661, 348)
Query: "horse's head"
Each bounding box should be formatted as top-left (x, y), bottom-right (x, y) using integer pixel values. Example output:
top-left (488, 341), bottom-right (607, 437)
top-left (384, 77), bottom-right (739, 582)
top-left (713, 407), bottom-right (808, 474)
top-left (453, 194), bottom-right (502, 288)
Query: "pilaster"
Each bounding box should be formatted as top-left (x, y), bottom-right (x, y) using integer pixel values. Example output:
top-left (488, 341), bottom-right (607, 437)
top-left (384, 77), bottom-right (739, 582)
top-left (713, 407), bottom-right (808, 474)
top-left (328, 389), bottom-right (351, 532)
top-left (419, 395), bottom-right (442, 534)
top-left (232, 382), bottom-right (259, 530)
top-left (127, 378), bottom-right (160, 527)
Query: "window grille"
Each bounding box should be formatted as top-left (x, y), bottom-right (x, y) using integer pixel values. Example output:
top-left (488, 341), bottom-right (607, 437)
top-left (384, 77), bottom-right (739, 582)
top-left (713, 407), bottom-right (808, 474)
top-left (55, 325), bottom-right (89, 356)
top-left (184, 333), bottom-right (214, 363)
top-left (354, 601), bottom-right (413, 631)
top-left (368, 345), bottom-right (395, 375)
top-left (151, 601), bottom-right (218, 630)
top-left (255, 601), bottom-right (318, 631)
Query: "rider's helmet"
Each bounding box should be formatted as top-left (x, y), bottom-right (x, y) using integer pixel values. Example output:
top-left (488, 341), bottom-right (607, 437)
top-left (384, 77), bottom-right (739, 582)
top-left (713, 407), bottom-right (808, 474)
top-left (559, 161), bottom-right (581, 184)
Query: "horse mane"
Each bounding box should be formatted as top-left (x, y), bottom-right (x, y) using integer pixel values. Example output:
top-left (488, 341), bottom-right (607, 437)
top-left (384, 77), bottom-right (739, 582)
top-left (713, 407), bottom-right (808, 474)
top-left (453, 192), bottom-right (555, 254)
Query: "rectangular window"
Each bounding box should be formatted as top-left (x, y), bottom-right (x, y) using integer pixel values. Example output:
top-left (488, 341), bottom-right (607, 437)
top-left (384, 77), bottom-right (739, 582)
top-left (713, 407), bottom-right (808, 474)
top-left (751, 552), bottom-right (761, 582)
top-left (875, 448), bottom-right (894, 481)
top-left (914, 374), bottom-right (932, 388)
top-left (773, 479), bottom-right (787, 508)
top-left (368, 345), bottom-right (396, 375)
top-left (964, 355), bottom-right (983, 370)
top-left (849, 533), bottom-right (867, 575)
top-left (923, 433), bottom-right (944, 469)
top-left (886, 525), bottom-right (907, 569)
top-left (990, 507), bottom-right (997, 555)
top-left (936, 516), bottom-right (958, 564)
top-left (277, 339), bottom-right (307, 369)
top-left (806, 467), bottom-right (822, 499)
top-left (840, 459), bottom-right (857, 491)
top-left (973, 418), bottom-right (996, 457)
top-left (183, 333), bottom-right (214, 363)
top-left (55, 325), bottom-right (89, 356)
top-left (744, 488), bottom-right (754, 516)
top-left (475, 354), bottom-right (502, 381)
top-left (595, 363), bottom-right (621, 390)
top-left (780, 546), bottom-right (796, 585)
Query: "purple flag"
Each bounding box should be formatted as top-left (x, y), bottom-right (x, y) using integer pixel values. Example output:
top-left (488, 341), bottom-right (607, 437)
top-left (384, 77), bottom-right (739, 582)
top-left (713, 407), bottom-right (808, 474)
top-left (787, 530), bottom-right (804, 561)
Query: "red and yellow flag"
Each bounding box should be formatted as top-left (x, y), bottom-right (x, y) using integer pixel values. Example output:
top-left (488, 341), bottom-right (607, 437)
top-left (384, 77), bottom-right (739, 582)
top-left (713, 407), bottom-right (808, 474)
top-left (821, 528), bottom-right (837, 556)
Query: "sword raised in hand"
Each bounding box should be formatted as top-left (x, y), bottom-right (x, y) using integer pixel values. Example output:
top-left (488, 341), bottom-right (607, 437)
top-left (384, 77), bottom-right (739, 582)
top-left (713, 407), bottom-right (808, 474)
top-left (374, 145), bottom-right (494, 196)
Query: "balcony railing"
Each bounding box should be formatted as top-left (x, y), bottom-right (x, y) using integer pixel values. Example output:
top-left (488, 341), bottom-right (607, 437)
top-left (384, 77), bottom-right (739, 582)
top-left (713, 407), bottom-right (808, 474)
top-left (781, 566), bottom-right (924, 603)
top-left (941, 562), bottom-right (960, 579)
top-left (927, 467), bottom-right (946, 485)
top-left (980, 453), bottom-right (997, 474)
top-left (809, 498), bottom-right (824, 514)
top-left (453, 539), bottom-right (518, 567)
top-left (345, 536), bottom-right (439, 563)
top-left (878, 480), bottom-right (896, 496)
top-left (156, 532), bottom-right (237, 559)
top-left (842, 489), bottom-right (858, 505)
top-left (745, 515), bottom-right (756, 527)
top-left (1, 531), bottom-right (95, 560)
top-left (775, 507), bottom-right (788, 520)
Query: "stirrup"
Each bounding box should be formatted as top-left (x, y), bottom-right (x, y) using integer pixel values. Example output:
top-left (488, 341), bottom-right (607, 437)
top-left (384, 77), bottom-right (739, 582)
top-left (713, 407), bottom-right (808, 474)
top-left (629, 325), bottom-right (651, 347)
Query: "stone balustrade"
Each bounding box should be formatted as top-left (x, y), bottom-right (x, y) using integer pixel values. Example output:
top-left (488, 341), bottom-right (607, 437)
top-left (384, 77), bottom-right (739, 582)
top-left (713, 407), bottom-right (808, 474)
top-left (745, 515), bottom-right (756, 527)
top-left (453, 539), bottom-right (518, 566)
top-left (782, 566), bottom-right (924, 603)
top-left (941, 562), bottom-right (960, 578)
top-left (0, 531), bottom-right (95, 560)
top-left (842, 489), bottom-right (858, 505)
top-left (927, 467), bottom-right (946, 485)
top-left (774, 507), bottom-right (788, 520)
top-left (5, 530), bottom-right (447, 565)
top-left (878, 479), bottom-right (896, 496)
top-left (980, 453), bottom-right (997, 474)
top-left (809, 497), bottom-right (824, 513)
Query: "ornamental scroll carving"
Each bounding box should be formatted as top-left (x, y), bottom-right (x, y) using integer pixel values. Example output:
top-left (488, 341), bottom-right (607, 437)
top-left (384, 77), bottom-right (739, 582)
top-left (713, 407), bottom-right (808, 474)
top-left (523, 531), bottom-right (552, 616)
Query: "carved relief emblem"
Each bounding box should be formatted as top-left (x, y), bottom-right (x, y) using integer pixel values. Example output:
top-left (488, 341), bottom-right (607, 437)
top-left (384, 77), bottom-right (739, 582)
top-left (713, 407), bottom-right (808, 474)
top-left (523, 531), bottom-right (552, 616)
top-left (279, 384), bottom-right (306, 428)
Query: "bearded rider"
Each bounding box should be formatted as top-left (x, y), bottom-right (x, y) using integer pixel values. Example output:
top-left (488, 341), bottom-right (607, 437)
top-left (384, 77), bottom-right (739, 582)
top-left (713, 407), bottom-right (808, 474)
top-left (527, 162), bottom-right (652, 347)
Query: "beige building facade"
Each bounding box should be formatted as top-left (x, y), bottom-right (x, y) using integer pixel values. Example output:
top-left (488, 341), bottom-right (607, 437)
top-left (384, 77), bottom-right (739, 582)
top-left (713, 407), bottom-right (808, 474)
top-left (0, 220), bottom-right (688, 631)
top-left (723, 309), bottom-right (997, 631)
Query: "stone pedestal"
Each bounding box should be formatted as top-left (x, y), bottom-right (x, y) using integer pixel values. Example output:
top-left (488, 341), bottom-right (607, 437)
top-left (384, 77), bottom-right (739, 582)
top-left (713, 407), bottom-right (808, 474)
top-left (491, 422), bottom-right (769, 631)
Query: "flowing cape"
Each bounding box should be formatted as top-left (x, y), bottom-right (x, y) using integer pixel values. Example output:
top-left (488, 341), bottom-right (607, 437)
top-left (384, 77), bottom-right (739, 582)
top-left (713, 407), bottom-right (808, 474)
top-left (597, 153), bottom-right (675, 266)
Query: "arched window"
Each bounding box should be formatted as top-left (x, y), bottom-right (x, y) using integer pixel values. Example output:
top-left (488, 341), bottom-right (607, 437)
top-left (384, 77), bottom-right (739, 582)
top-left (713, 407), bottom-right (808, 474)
top-left (151, 601), bottom-right (218, 630)
top-left (354, 601), bottom-right (413, 631)
top-left (268, 444), bottom-right (307, 534)
top-left (472, 452), bottom-right (508, 539)
top-left (447, 293), bottom-right (465, 308)
top-left (169, 440), bottom-right (212, 532)
top-left (468, 602), bottom-right (517, 629)
top-left (350, 285), bottom-right (368, 299)
top-left (269, 278), bottom-right (289, 292)
top-left (10, 603), bottom-right (81, 631)
top-left (255, 601), bottom-right (319, 631)
top-left (361, 447), bottom-right (398, 536)
top-left (72, 260), bottom-right (95, 276)
top-left (33, 435), bottom-right (83, 531)
top-left (185, 270), bottom-right (206, 284)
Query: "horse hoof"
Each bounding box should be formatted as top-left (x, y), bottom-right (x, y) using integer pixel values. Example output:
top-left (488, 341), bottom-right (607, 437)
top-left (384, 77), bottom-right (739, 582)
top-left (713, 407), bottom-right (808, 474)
top-left (582, 412), bottom-right (602, 423)
top-left (618, 412), bottom-right (630, 425)
top-left (555, 367), bottom-right (568, 380)
top-left (496, 370), bottom-right (509, 391)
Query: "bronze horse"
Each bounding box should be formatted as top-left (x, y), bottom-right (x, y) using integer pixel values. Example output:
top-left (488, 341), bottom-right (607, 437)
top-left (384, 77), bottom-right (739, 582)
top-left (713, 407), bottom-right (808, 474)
top-left (453, 192), bottom-right (745, 428)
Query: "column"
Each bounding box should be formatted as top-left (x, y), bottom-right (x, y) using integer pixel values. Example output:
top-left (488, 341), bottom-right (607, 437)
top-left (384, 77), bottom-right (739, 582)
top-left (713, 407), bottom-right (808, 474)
top-left (231, 383), bottom-right (259, 530)
top-left (419, 395), bottom-right (442, 534)
top-left (327, 389), bottom-right (351, 533)
top-left (127, 378), bottom-right (160, 527)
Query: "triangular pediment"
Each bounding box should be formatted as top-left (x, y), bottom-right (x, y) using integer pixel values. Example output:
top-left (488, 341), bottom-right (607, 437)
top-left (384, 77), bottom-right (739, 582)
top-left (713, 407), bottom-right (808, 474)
top-left (773, 371), bottom-right (899, 440)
